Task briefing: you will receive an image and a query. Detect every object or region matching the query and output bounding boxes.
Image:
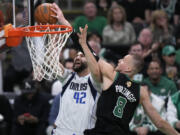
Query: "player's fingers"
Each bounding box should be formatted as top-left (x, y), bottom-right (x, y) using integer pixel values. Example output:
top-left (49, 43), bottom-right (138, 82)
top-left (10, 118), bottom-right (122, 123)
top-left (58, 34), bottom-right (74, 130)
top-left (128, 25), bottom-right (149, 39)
top-left (52, 3), bottom-right (62, 14)
top-left (52, 3), bottom-right (58, 9)
top-left (83, 25), bottom-right (88, 33)
top-left (85, 24), bottom-right (88, 29)
top-left (79, 27), bottom-right (83, 33)
top-left (51, 14), bottom-right (57, 19)
top-left (51, 7), bottom-right (57, 14)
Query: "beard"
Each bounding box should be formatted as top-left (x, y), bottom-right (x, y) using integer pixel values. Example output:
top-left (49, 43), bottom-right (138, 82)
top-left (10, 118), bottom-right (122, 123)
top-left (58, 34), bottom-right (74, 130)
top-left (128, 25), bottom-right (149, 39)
top-left (73, 62), bottom-right (88, 73)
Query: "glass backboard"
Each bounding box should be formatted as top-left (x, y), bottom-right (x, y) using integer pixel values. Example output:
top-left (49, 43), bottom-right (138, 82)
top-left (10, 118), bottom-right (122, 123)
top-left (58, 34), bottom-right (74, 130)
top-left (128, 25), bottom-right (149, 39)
top-left (0, 0), bottom-right (35, 27)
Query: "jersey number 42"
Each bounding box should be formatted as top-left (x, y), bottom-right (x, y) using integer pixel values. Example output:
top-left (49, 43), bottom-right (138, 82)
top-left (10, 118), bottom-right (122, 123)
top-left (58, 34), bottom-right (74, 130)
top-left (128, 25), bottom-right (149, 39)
top-left (73, 92), bottom-right (86, 104)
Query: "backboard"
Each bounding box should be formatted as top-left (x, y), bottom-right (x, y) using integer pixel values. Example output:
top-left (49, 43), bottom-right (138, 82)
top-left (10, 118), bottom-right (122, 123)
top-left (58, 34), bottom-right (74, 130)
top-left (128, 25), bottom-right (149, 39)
top-left (0, 0), bottom-right (61, 28)
top-left (0, 0), bottom-right (35, 27)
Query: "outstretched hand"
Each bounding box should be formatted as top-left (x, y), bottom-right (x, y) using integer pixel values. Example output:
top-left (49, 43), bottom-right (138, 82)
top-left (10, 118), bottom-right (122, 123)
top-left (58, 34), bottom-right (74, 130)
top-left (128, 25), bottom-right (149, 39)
top-left (51, 3), bottom-right (71, 26)
top-left (77, 24), bottom-right (88, 46)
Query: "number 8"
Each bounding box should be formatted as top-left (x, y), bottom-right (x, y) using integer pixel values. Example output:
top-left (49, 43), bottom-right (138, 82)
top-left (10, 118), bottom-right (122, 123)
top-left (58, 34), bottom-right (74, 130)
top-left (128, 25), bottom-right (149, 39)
top-left (113, 96), bottom-right (127, 118)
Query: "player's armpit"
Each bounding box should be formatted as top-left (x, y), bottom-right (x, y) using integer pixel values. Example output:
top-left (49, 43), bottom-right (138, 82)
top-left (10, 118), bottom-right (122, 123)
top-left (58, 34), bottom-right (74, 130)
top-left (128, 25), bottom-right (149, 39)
top-left (98, 59), bottom-right (116, 81)
top-left (140, 87), bottom-right (179, 135)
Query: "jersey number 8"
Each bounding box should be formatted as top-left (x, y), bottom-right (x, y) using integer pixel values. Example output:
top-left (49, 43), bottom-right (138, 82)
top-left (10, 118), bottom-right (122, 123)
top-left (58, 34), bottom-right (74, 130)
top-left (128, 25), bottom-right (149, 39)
top-left (113, 96), bottom-right (127, 118)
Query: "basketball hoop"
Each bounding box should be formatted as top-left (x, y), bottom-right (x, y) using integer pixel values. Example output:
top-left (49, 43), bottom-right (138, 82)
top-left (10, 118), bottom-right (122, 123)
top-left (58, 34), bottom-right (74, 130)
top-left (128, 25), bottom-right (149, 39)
top-left (4, 24), bottom-right (73, 81)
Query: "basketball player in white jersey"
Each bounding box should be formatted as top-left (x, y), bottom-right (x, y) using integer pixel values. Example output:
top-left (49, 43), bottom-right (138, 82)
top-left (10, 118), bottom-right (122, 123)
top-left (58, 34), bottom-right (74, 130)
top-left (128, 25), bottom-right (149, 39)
top-left (51, 3), bottom-right (101, 135)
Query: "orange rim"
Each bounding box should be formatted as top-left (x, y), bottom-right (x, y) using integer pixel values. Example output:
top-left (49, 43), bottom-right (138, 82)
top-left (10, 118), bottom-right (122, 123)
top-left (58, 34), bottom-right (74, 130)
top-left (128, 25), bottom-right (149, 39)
top-left (6, 25), bottom-right (73, 37)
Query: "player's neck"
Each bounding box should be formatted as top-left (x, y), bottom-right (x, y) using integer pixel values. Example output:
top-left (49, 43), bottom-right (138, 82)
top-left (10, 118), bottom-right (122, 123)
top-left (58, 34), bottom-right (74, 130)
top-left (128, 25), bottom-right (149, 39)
top-left (77, 68), bottom-right (90, 77)
top-left (121, 71), bottom-right (134, 80)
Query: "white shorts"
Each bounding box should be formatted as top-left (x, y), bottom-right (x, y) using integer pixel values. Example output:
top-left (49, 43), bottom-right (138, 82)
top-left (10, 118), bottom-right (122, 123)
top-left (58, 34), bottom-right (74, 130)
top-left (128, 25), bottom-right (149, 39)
top-left (52, 127), bottom-right (84, 135)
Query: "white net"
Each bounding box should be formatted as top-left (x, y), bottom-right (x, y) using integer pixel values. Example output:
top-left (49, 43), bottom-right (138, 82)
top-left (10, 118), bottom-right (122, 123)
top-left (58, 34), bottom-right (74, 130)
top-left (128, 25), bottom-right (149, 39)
top-left (25, 26), bottom-right (72, 81)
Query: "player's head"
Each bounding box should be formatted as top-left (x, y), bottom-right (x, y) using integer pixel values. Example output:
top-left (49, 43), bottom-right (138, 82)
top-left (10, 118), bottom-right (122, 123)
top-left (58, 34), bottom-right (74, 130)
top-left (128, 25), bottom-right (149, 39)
top-left (115, 54), bottom-right (144, 77)
top-left (73, 51), bottom-right (88, 73)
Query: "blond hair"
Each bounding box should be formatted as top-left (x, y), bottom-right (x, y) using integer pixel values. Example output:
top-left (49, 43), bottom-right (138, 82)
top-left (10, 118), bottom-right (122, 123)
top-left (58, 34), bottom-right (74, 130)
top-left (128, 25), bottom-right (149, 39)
top-left (150, 10), bottom-right (168, 31)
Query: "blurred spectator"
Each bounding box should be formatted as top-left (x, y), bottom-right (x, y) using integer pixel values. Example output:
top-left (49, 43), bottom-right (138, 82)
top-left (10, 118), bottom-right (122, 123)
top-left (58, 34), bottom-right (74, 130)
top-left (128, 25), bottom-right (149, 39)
top-left (174, 24), bottom-right (180, 65)
top-left (161, 45), bottom-right (180, 88)
top-left (87, 31), bottom-right (102, 45)
top-left (88, 40), bottom-right (101, 55)
top-left (11, 78), bottom-right (50, 135)
top-left (87, 32), bottom-right (106, 59)
top-left (167, 91), bottom-right (180, 132)
top-left (0, 2), bottom-right (13, 24)
top-left (143, 60), bottom-right (178, 100)
top-left (129, 42), bottom-right (143, 57)
top-left (150, 0), bottom-right (177, 23)
top-left (0, 95), bottom-right (13, 135)
top-left (138, 28), bottom-right (160, 61)
top-left (174, 0), bottom-right (180, 25)
top-left (114, 0), bottom-right (151, 25)
top-left (150, 10), bottom-right (174, 46)
top-left (102, 5), bottom-right (136, 46)
top-left (3, 39), bottom-right (32, 92)
top-left (63, 47), bottom-right (78, 61)
top-left (0, 10), bottom-right (4, 27)
top-left (73, 1), bottom-right (107, 36)
top-left (95, 0), bottom-right (112, 17)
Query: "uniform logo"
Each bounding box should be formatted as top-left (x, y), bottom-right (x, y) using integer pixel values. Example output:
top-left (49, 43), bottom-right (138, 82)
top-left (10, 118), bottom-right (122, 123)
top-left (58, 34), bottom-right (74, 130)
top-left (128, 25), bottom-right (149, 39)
top-left (126, 81), bottom-right (132, 88)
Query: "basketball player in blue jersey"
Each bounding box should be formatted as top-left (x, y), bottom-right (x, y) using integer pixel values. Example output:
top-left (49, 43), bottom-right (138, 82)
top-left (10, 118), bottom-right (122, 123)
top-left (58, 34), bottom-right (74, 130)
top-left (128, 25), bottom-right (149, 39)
top-left (51, 3), bottom-right (101, 135)
top-left (78, 25), bottom-right (180, 135)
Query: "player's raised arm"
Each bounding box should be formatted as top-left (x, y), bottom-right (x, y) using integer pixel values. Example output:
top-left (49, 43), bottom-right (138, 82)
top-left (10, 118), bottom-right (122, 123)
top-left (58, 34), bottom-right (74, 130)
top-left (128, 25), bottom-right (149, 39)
top-left (51, 3), bottom-right (71, 27)
top-left (77, 25), bottom-right (101, 83)
top-left (140, 86), bottom-right (180, 135)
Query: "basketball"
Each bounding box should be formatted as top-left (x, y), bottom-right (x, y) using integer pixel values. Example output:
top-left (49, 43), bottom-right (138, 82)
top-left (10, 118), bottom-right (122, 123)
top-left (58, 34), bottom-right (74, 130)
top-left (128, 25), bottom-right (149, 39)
top-left (34, 3), bottom-right (58, 24)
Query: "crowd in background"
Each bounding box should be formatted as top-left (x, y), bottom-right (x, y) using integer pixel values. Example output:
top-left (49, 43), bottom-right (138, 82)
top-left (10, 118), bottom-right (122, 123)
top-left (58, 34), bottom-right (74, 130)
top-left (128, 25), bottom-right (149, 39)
top-left (1, 0), bottom-right (180, 135)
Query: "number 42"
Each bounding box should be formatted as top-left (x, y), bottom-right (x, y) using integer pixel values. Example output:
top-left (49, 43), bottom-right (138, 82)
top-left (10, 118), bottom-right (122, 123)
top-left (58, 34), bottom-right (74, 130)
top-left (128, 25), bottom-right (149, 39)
top-left (73, 92), bottom-right (86, 104)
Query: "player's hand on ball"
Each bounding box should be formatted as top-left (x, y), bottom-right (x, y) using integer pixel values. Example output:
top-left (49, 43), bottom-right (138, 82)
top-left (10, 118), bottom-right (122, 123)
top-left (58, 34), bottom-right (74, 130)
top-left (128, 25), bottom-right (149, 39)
top-left (51, 3), bottom-right (64, 22)
top-left (51, 3), bottom-right (71, 26)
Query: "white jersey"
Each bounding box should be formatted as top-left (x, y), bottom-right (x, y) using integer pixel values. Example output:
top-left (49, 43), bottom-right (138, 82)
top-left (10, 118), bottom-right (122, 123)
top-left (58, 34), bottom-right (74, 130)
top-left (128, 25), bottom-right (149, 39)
top-left (54, 69), bottom-right (100, 135)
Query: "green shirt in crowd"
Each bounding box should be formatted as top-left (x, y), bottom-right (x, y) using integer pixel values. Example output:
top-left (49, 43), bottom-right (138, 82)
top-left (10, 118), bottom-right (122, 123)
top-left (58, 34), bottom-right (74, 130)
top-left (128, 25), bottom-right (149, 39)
top-left (143, 76), bottom-right (177, 98)
top-left (73, 16), bottom-right (107, 36)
